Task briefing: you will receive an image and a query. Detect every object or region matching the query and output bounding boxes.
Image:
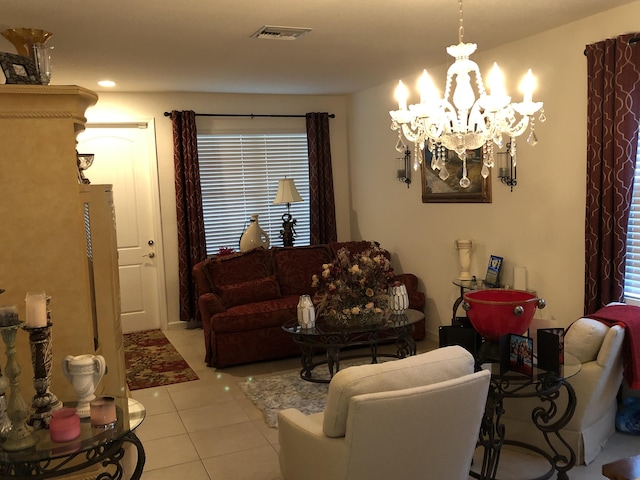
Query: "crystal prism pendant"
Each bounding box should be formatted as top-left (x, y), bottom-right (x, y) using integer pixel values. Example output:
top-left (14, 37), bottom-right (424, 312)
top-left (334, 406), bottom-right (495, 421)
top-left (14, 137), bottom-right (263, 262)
top-left (459, 176), bottom-right (471, 188)
top-left (481, 164), bottom-right (490, 178)
top-left (527, 130), bottom-right (538, 146)
top-left (395, 137), bottom-right (406, 153)
top-left (439, 168), bottom-right (450, 181)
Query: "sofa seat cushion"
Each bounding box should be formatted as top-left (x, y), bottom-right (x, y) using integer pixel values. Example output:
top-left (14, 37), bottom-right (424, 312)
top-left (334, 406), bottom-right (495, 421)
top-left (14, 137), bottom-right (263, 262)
top-left (207, 248), bottom-right (275, 288)
top-left (217, 275), bottom-right (282, 308)
top-left (273, 245), bottom-right (333, 296)
top-left (323, 346), bottom-right (475, 437)
top-left (210, 295), bottom-right (299, 333)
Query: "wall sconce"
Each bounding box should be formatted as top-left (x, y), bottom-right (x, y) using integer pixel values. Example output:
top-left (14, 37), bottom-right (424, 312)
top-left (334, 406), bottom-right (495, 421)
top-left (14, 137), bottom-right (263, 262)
top-left (497, 143), bottom-right (517, 191)
top-left (396, 146), bottom-right (412, 188)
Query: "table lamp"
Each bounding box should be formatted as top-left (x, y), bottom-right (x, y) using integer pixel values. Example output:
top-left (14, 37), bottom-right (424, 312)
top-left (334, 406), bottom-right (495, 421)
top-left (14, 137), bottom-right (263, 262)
top-left (273, 178), bottom-right (303, 247)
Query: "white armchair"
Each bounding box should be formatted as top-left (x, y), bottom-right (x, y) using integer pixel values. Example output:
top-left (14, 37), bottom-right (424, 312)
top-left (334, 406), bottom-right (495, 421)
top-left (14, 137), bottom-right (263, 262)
top-left (277, 346), bottom-right (491, 480)
top-left (501, 317), bottom-right (625, 465)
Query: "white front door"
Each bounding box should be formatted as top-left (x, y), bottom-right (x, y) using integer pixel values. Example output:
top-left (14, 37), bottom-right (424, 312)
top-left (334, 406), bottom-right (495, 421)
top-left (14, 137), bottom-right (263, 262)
top-left (77, 122), bottom-right (166, 333)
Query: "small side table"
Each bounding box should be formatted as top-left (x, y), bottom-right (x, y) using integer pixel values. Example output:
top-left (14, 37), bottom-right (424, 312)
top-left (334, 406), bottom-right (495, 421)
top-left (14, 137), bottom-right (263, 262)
top-left (0, 396), bottom-right (145, 479)
top-left (602, 455), bottom-right (640, 480)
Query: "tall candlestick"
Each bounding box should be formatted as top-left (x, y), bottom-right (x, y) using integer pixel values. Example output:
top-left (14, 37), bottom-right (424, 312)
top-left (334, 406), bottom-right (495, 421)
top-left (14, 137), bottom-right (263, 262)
top-left (25, 323), bottom-right (60, 428)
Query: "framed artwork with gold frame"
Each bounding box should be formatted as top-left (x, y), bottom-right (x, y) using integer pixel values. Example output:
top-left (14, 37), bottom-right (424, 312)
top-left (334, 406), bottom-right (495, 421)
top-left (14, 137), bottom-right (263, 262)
top-left (420, 147), bottom-right (492, 203)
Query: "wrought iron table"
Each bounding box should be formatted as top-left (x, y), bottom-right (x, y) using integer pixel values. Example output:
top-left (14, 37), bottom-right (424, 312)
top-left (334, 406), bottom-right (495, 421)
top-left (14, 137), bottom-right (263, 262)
top-left (282, 309), bottom-right (424, 383)
top-left (471, 356), bottom-right (580, 480)
top-left (0, 397), bottom-right (145, 479)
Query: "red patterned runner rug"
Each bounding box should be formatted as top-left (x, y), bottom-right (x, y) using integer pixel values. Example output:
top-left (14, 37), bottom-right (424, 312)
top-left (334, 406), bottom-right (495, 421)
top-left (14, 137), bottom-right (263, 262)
top-left (123, 329), bottom-right (199, 390)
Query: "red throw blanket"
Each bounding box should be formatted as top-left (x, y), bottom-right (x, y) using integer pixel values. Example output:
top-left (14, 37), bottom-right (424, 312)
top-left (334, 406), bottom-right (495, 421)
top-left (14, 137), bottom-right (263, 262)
top-left (586, 304), bottom-right (640, 389)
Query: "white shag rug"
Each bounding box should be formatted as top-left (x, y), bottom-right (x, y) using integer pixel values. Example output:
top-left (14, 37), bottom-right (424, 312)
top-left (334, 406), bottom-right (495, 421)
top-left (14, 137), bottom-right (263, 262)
top-left (238, 369), bottom-right (329, 428)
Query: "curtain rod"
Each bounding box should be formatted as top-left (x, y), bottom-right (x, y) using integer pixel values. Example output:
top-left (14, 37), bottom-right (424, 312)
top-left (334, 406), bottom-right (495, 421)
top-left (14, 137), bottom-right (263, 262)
top-left (163, 112), bottom-right (335, 119)
top-left (583, 36), bottom-right (639, 55)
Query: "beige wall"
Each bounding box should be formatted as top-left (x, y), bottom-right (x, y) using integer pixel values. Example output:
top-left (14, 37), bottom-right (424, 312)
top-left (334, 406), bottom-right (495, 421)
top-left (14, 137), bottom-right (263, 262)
top-left (85, 93), bottom-right (350, 328)
top-left (349, 1), bottom-right (640, 339)
top-left (85, 1), bottom-right (640, 338)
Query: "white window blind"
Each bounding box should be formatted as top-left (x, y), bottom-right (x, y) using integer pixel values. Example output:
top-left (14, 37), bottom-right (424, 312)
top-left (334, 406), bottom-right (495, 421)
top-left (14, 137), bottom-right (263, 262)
top-left (624, 126), bottom-right (640, 301)
top-left (197, 133), bottom-right (310, 254)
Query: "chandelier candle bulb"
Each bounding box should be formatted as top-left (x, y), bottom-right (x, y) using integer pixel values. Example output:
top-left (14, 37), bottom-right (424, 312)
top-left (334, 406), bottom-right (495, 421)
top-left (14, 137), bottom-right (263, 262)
top-left (519, 69), bottom-right (536, 103)
top-left (25, 292), bottom-right (47, 328)
top-left (395, 81), bottom-right (409, 110)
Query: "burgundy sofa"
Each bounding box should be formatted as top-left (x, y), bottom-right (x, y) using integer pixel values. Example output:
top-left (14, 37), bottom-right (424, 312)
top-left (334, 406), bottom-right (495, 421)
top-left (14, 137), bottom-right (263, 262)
top-left (192, 241), bottom-right (426, 368)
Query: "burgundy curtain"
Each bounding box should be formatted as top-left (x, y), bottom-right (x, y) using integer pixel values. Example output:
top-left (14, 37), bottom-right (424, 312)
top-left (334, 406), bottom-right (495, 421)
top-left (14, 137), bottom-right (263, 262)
top-left (306, 112), bottom-right (337, 244)
top-left (171, 110), bottom-right (207, 323)
top-left (584, 34), bottom-right (640, 314)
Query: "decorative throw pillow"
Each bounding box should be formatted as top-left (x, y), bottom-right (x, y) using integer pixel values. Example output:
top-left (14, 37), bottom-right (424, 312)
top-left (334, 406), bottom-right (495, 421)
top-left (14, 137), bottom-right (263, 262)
top-left (217, 275), bottom-right (282, 308)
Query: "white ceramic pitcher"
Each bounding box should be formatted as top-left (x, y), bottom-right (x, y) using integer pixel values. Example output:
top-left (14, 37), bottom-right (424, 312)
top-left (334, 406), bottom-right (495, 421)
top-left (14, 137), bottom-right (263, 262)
top-left (62, 354), bottom-right (106, 418)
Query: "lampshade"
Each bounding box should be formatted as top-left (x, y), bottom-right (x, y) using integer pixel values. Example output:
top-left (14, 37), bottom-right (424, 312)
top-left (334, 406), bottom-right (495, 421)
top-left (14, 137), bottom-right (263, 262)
top-left (273, 178), bottom-right (303, 205)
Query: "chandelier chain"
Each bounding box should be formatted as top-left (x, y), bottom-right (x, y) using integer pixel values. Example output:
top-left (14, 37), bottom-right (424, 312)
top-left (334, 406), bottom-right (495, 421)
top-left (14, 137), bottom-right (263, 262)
top-left (458, 0), bottom-right (464, 43)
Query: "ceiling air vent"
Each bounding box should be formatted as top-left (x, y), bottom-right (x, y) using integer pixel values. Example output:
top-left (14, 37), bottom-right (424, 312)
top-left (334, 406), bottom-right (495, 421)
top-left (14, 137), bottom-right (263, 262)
top-left (251, 25), bottom-right (312, 41)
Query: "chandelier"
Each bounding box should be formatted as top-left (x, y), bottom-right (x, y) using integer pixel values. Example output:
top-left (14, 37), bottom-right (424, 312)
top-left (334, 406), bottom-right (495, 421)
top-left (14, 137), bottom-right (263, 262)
top-left (389, 0), bottom-right (545, 188)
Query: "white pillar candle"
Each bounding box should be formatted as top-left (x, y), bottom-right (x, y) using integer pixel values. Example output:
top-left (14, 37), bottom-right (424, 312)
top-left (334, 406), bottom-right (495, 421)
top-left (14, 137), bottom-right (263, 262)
top-left (25, 292), bottom-right (47, 328)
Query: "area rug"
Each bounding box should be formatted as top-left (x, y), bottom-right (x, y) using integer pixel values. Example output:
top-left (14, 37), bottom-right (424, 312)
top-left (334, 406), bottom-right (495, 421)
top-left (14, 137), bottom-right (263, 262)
top-left (123, 329), bottom-right (199, 390)
top-left (238, 370), bottom-right (328, 428)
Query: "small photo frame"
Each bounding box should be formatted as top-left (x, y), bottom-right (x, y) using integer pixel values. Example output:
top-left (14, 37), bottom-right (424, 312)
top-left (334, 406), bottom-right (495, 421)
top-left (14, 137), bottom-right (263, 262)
top-left (537, 328), bottom-right (565, 374)
top-left (485, 255), bottom-right (503, 287)
top-left (501, 334), bottom-right (533, 376)
top-left (0, 52), bottom-right (40, 85)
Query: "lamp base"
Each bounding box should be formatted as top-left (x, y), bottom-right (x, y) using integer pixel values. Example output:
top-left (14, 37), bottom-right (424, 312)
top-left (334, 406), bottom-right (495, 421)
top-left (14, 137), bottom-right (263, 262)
top-left (280, 213), bottom-right (297, 247)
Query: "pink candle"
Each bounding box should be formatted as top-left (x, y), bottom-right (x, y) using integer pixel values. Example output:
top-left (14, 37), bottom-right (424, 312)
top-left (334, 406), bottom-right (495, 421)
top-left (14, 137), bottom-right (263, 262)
top-left (50, 408), bottom-right (80, 442)
top-left (90, 396), bottom-right (116, 427)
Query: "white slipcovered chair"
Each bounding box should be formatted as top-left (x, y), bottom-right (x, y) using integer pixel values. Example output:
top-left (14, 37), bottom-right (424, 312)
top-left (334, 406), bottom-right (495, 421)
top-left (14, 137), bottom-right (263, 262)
top-left (277, 346), bottom-right (491, 480)
top-left (501, 316), bottom-right (625, 465)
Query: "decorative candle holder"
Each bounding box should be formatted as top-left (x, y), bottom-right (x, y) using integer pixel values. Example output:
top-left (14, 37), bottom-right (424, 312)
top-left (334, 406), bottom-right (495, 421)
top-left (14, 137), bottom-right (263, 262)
top-left (25, 322), bottom-right (61, 428)
top-left (1, 323), bottom-right (35, 451)
top-left (90, 396), bottom-right (116, 428)
top-left (62, 354), bottom-right (106, 418)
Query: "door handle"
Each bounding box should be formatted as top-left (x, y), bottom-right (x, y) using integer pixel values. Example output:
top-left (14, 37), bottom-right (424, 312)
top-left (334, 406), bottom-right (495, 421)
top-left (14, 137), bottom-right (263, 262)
top-left (143, 252), bottom-right (156, 258)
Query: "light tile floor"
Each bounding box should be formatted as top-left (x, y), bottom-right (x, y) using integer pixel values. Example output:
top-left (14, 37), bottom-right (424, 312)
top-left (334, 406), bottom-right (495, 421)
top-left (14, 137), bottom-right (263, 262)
top-left (128, 327), bottom-right (640, 479)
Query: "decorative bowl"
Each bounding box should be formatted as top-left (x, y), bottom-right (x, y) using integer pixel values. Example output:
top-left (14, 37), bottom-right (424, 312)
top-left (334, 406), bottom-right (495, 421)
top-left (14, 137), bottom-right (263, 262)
top-left (462, 289), bottom-right (545, 341)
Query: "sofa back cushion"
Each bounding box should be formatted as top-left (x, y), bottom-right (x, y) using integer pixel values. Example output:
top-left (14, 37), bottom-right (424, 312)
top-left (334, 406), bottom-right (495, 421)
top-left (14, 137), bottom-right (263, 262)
top-left (273, 245), bottom-right (333, 296)
top-left (322, 345), bottom-right (475, 437)
top-left (217, 275), bottom-right (282, 308)
top-left (206, 248), bottom-right (274, 289)
top-left (565, 318), bottom-right (609, 363)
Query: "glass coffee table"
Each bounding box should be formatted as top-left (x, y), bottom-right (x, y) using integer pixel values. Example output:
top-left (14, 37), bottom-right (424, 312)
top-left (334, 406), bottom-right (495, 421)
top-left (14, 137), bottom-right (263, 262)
top-left (282, 308), bottom-right (425, 383)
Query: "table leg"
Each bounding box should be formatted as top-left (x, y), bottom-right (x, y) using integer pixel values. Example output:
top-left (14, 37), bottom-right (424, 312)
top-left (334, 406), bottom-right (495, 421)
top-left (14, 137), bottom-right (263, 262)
top-left (475, 383), bottom-right (505, 480)
top-left (299, 344), bottom-right (316, 380)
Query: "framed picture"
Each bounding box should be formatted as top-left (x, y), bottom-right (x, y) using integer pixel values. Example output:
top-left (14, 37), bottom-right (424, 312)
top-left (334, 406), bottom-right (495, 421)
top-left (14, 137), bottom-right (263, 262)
top-left (500, 334), bottom-right (533, 377)
top-left (0, 52), bottom-right (40, 85)
top-left (537, 328), bottom-right (565, 374)
top-left (485, 255), bottom-right (503, 287)
top-left (420, 147), bottom-right (492, 203)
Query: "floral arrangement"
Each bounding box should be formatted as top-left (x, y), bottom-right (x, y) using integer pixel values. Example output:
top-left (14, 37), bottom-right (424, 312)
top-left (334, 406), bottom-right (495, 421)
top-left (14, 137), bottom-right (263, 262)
top-left (312, 243), bottom-right (395, 326)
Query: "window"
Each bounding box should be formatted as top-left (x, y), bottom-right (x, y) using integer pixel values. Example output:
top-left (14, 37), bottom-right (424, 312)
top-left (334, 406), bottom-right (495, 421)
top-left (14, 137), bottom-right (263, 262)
top-left (624, 127), bottom-right (640, 304)
top-left (197, 133), bottom-right (310, 254)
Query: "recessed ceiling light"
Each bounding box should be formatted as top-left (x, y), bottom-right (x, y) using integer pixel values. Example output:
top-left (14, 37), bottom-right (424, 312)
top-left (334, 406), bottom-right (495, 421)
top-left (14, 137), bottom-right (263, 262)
top-left (98, 80), bottom-right (116, 87)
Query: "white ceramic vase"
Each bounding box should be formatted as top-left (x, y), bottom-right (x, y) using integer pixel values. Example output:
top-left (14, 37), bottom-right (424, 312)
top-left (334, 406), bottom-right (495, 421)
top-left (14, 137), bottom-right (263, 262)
top-left (297, 295), bottom-right (316, 328)
top-left (240, 214), bottom-right (270, 251)
top-left (62, 354), bottom-right (106, 418)
top-left (454, 239), bottom-right (474, 281)
top-left (389, 284), bottom-right (409, 315)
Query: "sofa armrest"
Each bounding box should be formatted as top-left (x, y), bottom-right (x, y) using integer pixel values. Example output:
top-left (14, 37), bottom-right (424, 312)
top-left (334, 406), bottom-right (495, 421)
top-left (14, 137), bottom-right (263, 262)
top-left (393, 273), bottom-right (425, 312)
top-left (198, 292), bottom-right (227, 322)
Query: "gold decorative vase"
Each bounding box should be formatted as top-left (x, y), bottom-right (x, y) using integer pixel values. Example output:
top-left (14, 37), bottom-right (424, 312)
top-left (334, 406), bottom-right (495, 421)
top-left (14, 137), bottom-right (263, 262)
top-left (1, 28), bottom-right (52, 60)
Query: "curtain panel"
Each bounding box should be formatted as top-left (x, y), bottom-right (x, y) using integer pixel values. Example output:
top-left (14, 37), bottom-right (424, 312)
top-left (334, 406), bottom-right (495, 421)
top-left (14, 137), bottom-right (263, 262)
top-left (171, 110), bottom-right (207, 323)
top-left (584, 34), bottom-right (640, 314)
top-left (306, 112), bottom-right (337, 245)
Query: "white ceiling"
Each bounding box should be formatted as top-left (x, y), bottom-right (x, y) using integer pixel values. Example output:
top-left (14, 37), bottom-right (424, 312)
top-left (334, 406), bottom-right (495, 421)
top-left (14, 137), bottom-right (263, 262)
top-left (0, 0), bottom-right (636, 95)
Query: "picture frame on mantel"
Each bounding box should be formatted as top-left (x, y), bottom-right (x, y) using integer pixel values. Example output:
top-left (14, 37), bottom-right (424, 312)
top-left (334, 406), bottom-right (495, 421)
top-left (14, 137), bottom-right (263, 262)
top-left (420, 147), bottom-right (492, 203)
top-left (0, 52), bottom-right (40, 85)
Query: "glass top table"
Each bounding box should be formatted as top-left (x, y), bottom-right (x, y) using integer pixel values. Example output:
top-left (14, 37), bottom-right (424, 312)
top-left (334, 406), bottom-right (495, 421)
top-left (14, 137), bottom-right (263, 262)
top-left (0, 397), bottom-right (146, 479)
top-left (283, 309), bottom-right (425, 383)
top-left (472, 354), bottom-right (581, 480)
